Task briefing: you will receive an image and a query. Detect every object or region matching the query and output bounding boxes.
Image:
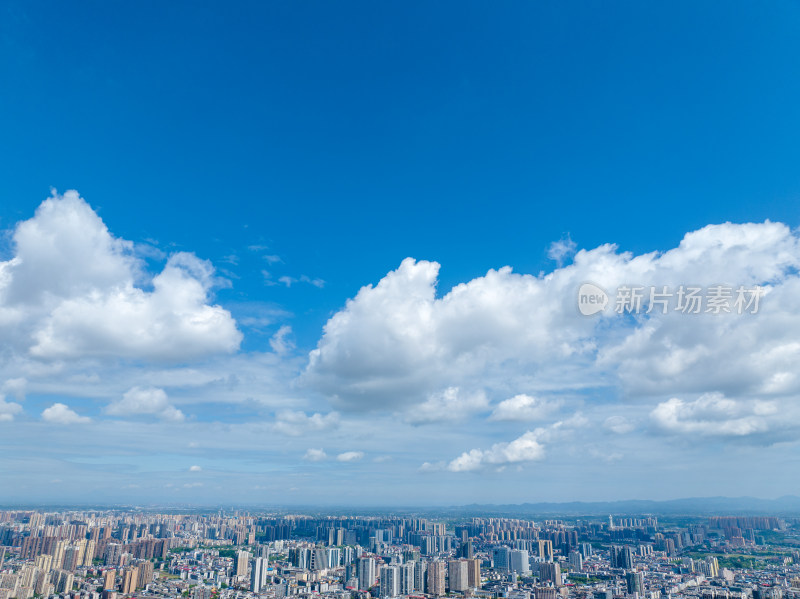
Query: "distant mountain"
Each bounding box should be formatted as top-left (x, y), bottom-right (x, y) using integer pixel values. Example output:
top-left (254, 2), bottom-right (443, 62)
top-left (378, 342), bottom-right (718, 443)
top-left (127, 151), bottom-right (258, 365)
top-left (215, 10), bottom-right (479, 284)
top-left (442, 495), bottom-right (800, 516)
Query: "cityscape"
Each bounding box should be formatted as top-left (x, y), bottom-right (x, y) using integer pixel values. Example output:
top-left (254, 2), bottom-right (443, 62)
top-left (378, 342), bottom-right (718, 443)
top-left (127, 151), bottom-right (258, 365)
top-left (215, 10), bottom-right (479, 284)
top-left (1, 509), bottom-right (800, 599)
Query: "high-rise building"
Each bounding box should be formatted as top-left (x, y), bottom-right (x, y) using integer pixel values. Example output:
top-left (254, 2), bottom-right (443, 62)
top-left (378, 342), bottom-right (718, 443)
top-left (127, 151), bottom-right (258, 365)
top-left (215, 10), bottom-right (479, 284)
top-left (510, 550), bottom-right (530, 574)
top-left (610, 546), bottom-right (634, 569)
top-left (327, 547), bottom-right (341, 569)
top-left (52, 541), bottom-right (66, 570)
top-left (399, 562), bottom-right (415, 595)
top-left (34, 554), bottom-right (53, 573)
top-left (626, 571), bottom-right (644, 595)
top-left (459, 541), bottom-right (474, 559)
top-left (236, 551), bottom-right (251, 577)
top-left (74, 539), bottom-right (87, 567)
top-left (34, 570), bottom-right (51, 596)
top-left (535, 587), bottom-right (558, 599)
top-left (251, 557), bottom-right (269, 593)
top-left (414, 559), bottom-right (427, 592)
top-left (103, 570), bottom-right (116, 590)
top-left (426, 561), bottom-right (446, 596)
top-left (310, 547), bottom-right (327, 571)
top-left (358, 557), bottom-right (376, 591)
top-left (137, 561), bottom-right (154, 590)
top-left (121, 567), bottom-right (138, 595)
top-left (467, 559), bottom-right (481, 589)
top-left (569, 551), bottom-right (583, 572)
top-left (538, 562), bottom-right (561, 585)
top-left (493, 546), bottom-right (511, 571)
top-left (380, 565), bottom-right (399, 598)
top-left (448, 560), bottom-right (469, 592)
top-left (54, 570), bottom-right (74, 594)
top-left (62, 546), bottom-right (80, 572)
top-left (706, 557), bottom-right (719, 578)
top-left (537, 540), bottom-right (553, 561)
top-left (83, 540), bottom-right (96, 567)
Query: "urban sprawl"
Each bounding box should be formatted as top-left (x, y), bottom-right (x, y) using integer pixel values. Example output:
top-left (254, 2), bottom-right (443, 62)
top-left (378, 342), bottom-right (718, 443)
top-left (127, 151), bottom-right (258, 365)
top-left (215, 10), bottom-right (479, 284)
top-left (0, 510), bottom-right (798, 599)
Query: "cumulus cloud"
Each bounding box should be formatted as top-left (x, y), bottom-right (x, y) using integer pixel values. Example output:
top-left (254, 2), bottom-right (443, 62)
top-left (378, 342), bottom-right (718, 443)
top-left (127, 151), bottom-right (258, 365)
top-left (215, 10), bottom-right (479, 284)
top-left (189, 465), bottom-right (202, 472)
top-left (271, 410), bottom-right (339, 436)
top-left (269, 325), bottom-right (295, 355)
top-left (303, 448), bottom-right (328, 462)
top-left (604, 415), bottom-right (635, 434)
top-left (105, 387), bottom-right (185, 422)
top-left (448, 431), bottom-right (546, 472)
top-left (0, 191), bottom-right (241, 362)
top-left (0, 396), bottom-right (23, 422)
top-left (489, 394), bottom-right (560, 422)
top-left (303, 256), bottom-right (602, 410)
top-left (547, 235), bottom-right (577, 265)
top-left (650, 393), bottom-right (778, 437)
top-left (337, 451), bottom-right (364, 462)
top-left (2, 378), bottom-right (26, 401)
top-left (41, 403), bottom-right (90, 425)
top-left (306, 221), bottom-right (800, 446)
top-left (405, 387), bottom-right (488, 425)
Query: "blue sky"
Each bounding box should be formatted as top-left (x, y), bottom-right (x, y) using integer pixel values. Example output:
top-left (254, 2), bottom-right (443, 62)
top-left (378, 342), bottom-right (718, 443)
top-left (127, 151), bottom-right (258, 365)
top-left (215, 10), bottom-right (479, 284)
top-left (2, 1), bottom-right (800, 505)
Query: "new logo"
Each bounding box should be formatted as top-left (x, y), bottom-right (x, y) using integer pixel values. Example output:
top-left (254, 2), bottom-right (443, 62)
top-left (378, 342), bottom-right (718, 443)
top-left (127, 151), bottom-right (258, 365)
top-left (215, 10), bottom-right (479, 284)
top-left (577, 282), bottom-right (609, 316)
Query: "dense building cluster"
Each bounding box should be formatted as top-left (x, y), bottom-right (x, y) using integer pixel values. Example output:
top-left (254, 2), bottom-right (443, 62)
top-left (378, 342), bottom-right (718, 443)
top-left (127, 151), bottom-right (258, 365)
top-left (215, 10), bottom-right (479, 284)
top-left (0, 510), bottom-right (799, 599)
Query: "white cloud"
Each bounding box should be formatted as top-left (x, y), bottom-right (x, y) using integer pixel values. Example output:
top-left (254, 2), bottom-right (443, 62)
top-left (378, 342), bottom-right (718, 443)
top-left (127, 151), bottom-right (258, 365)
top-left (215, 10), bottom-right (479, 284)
top-left (337, 451), bottom-right (364, 462)
top-left (547, 235), bottom-right (577, 265)
top-left (0, 191), bottom-right (241, 362)
top-left (299, 275), bottom-right (325, 288)
top-left (448, 430), bottom-right (545, 472)
top-left (445, 415), bottom-right (587, 472)
top-left (306, 221), bottom-right (800, 441)
top-left (272, 410), bottom-right (339, 436)
top-left (106, 387), bottom-right (185, 422)
top-left (650, 393), bottom-right (778, 437)
top-left (2, 378), bottom-right (26, 401)
top-left (489, 394), bottom-right (560, 422)
top-left (405, 387), bottom-right (488, 425)
top-left (269, 325), bottom-right (295, 355)
top-left (41, 403), bottom-right (90, 425)
top-left (303, 448), bottom-right (328, 462)
top-left (189, 465), bottom-right (202, 472)
top-left (277, 275), bottom-right (325, 289)
top-left (603, 415), bottom-right (634, 434)
top-left (0, 395), bottom-right (23, 422)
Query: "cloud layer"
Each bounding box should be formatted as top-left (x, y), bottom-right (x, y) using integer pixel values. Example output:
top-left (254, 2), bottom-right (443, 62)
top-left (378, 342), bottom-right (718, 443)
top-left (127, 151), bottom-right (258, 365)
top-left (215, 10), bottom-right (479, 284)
top-left (0, 191), bottom-right (241, 363)
top-left (3, 197), bottom-right (800, 502)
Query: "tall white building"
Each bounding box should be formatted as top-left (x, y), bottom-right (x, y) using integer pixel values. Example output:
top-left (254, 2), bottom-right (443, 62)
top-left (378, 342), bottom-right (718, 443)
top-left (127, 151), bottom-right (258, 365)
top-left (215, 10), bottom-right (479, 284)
top-left (399, 561), bottom-right (415, 594)
top-left (510, 550), bottom-right (530, 575)
top-left (250, 556), bottom-right (269, 593)
top-left (358, 557), bottom-right (376, 591)
top-left (448, 560), bottom-right (469, 592)
top-left (236, 550), bottom-right (251, 577)
top-left (327, 548), bottom-right (341, 569)
top-left (414, 559), bottom-right (427, 592)
top-left (380, 565), bottom-right (399, 598)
